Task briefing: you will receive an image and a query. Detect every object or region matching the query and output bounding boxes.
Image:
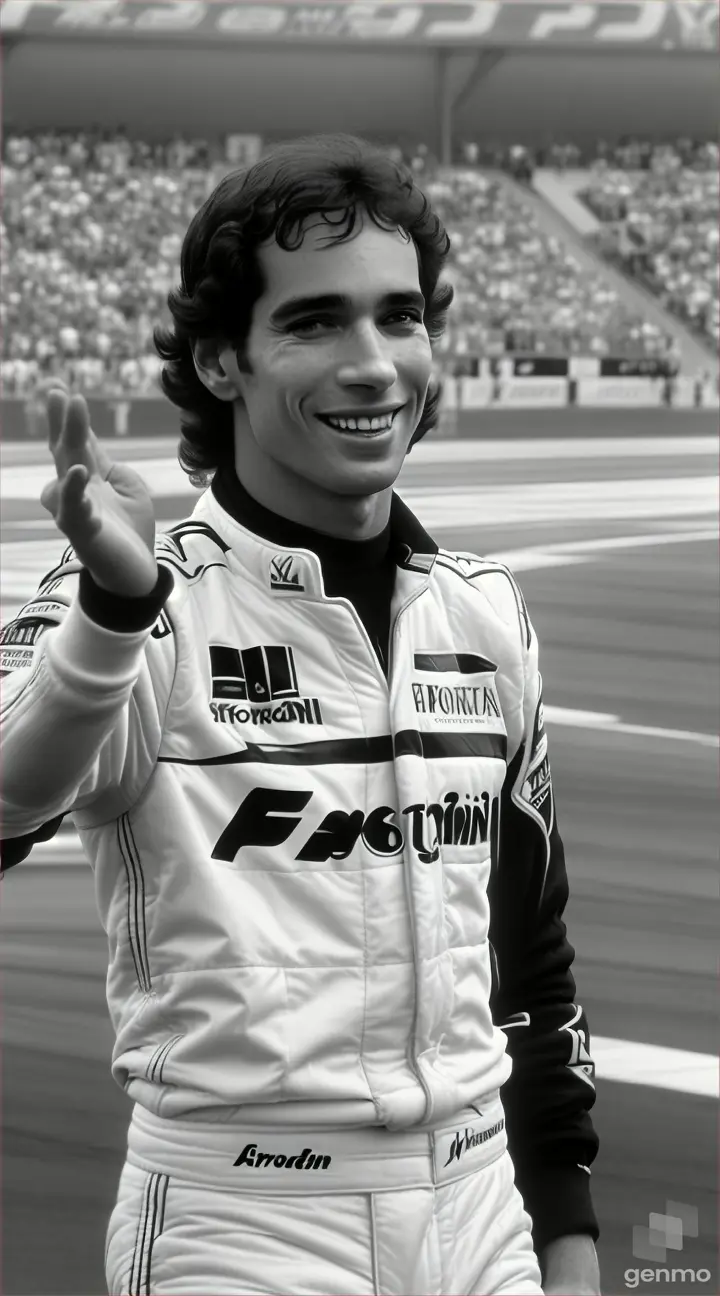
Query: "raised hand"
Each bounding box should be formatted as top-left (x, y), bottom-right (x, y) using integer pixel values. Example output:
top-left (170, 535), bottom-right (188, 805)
top-left (39, 384), bottom-right (159, 598)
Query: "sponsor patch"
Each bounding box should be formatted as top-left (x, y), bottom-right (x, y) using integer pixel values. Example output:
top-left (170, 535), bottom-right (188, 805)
top-left (269, 554), bottom-right (305, 592)
top-left (562, 1022), bottom-right (596, 1089)
top-left (411, 651), bottom-right (504, 731)
top-left (212, 785), bottom-right (497, 866)
top-left (150, 609), bottom-right (172, 640)
top-left (16, 599), bottom-right (66, 621)
top-left (209, 644), bottom-right (322, 727)
top-left (431, 1100), bottom-right (507, 1184)
top-left (234, 1143), bottom-right (331, 1171)
top-left (0, 646), bottom-right (36, 672)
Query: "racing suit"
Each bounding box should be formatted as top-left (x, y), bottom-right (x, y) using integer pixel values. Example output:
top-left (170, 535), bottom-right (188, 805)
top-left (1, 470), bottom-right (599, 1294)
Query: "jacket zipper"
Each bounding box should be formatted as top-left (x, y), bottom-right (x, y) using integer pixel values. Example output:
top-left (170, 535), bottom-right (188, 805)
top-left (328, 583), bottom-right (437, 1121)
top-left (387, 585), bottom-right (437, 1123)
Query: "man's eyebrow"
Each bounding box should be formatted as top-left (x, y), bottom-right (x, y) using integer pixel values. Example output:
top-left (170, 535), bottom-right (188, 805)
top-left (269, 290), bottom-right (425, 325)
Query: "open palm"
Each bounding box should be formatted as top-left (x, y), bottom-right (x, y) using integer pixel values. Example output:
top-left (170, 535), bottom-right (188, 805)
top-left (40, 385), bottom-right (159, 598)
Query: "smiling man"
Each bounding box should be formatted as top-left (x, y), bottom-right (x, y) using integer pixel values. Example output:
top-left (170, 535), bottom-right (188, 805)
top-left (193, 218), bottom-right (431, 540)
top-left (1, 135), bottom-right (600, 1295)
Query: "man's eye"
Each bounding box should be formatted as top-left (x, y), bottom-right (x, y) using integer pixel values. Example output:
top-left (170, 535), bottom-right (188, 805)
top-left (387, 310), bottom-right (423, 327)
top-left (290, 317), bottom-right (335, 335)
top-left (288, 311), bottom-right (423, 335)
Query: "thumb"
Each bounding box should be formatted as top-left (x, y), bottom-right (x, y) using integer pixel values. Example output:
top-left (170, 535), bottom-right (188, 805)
top-left (40, 479), bottom-right (60, 516)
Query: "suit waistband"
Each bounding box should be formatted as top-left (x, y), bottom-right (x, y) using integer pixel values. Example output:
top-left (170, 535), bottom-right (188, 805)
top-left (127, 1092), bottom-right (507, 1194)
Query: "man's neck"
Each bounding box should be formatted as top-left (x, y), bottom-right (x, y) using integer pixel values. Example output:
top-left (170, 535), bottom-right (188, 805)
top-left (232, 447), bottom-right (391, 542)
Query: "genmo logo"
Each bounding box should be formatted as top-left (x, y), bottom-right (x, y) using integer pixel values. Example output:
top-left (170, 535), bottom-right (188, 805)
top-left (624, 1266), bottom-right (711, 1289)
top-left (624, 1202), bottom-right (713, 1289)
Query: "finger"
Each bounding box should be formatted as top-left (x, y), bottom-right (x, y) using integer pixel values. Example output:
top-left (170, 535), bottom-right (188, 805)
top-left (86, 424), bottom-right (116, 481)
top-left (46, 388), bottom-right (70, 456)
top-left (40, 478), bottom-right (60, 516)
top-left (57, 395), bottom-right (97, 479)
top-left (39, 377), bottom-right (69, 402)
top-left (64, 462), bottom-right (89, 494)
top-left (57, 465), bottom-right (93, 530)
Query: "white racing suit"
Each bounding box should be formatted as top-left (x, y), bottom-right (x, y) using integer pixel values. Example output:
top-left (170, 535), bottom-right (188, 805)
top-left (1, 483), bottom-right (598, 1294)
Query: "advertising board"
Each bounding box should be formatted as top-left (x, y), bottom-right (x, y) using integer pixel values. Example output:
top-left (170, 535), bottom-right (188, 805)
top-left (569, 357), bottom-right (601, 379)
top-left (495, 377), bottom-right (568, 407)
top-left (576, 378), bottom-right (663, 407)
top-left (2, 1), bottom-right (717, 50)
top-left (459, 377), bottom-right (495, 409)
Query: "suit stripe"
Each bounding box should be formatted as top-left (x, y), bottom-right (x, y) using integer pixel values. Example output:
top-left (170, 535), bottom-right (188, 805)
top-left (128, 1172), bottom-right (169, 1295)
top-left (158, 736), bottom-right (394, 767)
top-left (414, 652), bottom-right (497, 675)
top-left (394, 730), bottom-right (507, 761)
top-left (128, 1173), bottom-right (153, 1294)
top-left (143, 1174), bottom-right (168, 1296)
top-left (117, 815), bottom-right (151, 993)
top-left (158, 731), bottom-right (506, 767)
top-left (146, 1034), bottom-right (183, 1082)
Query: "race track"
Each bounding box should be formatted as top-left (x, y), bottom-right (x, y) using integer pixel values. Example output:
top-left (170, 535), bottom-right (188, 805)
top-left (1, 416), bottom-right (717, 1296)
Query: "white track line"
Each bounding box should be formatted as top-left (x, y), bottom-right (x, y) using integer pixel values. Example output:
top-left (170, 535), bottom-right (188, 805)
top-left (404, 478), bottom-right (717, 529)
top-left (3, 463), bottom-right (718, 510)
top-left (544, 706), bottom-right (717, 749)
top-left (2, 435), bottom-right (716, 471)
top-left (411, 436), bottom-right (718, 463)
top-left (591, 1037), bottom-right (718, 1099)
top-left (492, 527), bottom-right (718, 571)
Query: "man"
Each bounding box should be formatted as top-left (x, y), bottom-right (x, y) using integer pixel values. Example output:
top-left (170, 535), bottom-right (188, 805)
top-left (1, 135), bottom-right (600, 1295)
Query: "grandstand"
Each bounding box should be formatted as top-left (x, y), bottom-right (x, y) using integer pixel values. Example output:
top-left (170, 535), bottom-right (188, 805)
top-left (577, 140), bottom-right (719, 350)
top-left (2, 129), bottom-right (716, 405)
top-left (1, 0), bottom-right (717, 417)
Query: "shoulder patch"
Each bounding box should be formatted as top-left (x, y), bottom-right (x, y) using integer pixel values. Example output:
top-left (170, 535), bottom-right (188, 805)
top-left (156, 520), bottom-right (231, 583)
top-left (437, 551), bottom-right (531, 650)
top-left (436, 551), bottom-right (492, 582)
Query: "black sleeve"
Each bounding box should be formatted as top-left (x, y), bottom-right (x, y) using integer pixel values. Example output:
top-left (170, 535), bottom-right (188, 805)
top-left (488, 693), bottom-right (600, 1256)
top-left (0, 812), bottom-right (66, 874)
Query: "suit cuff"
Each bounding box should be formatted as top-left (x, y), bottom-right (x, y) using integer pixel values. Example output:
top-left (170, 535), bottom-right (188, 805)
top-left (78, 564), bottom-right (173, 632)
top-left (515, 1162), bottom-right (599, 1255)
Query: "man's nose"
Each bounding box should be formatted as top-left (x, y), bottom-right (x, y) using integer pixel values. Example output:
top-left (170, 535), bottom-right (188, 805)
top-left (336, 323), bottom-right (397, 389)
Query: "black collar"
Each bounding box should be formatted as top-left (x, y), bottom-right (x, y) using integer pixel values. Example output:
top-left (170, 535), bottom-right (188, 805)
top-left (211, 467), bottom-right (438, 570)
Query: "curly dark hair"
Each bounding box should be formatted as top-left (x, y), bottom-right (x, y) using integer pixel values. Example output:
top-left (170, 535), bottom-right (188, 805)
top-left (154, 133), bottom-right (454, 488)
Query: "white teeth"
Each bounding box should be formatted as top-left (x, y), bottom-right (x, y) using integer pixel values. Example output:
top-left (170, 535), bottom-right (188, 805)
top-left (325, 412), bottom-right (396, 432)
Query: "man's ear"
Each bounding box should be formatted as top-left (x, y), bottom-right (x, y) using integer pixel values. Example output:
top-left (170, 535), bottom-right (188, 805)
top-left (192, 338), bottom-right (241, 402)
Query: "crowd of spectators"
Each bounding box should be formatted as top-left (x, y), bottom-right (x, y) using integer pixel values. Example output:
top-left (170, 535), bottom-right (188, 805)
top-left (2, 130), bottom-right (229, 397)
top-left (425, 169), bottom-right (664, 362)
top-left (1, 129), bottom-right (708, 397)
top-left (577, 139), bottom-right (718, 349)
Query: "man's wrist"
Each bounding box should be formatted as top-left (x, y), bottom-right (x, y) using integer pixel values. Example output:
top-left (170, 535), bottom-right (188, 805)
top-left (540, 1233), bottom-right (600, 1294)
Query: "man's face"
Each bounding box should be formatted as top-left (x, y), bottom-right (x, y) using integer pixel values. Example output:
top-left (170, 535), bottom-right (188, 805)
top-left (222, 213), bottom-right (433, 499)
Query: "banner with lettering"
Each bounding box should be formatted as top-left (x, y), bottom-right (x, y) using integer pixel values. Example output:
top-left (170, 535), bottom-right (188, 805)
top-left (2, 2), bottom-right (717, 51)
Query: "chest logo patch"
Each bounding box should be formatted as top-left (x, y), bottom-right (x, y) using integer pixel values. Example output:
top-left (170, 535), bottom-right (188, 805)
top-left (412, 652), bottom-right (504, 729)
top-left (209, 644), bottom-right (323, 727)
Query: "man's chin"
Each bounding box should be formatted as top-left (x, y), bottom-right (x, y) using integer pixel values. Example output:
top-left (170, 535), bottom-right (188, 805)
top-left (325, 458), bottom-right (404, 497)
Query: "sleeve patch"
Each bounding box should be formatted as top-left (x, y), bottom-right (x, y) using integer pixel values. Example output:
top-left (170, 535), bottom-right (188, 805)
top-left (0, 617), bottom-right (55, 648)
top-left (520, 735), bottom-right (554, 835)
top-left (0, 646), bottom-right (36, 672)
top-left (519, 684), bottom-right (554, 834)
